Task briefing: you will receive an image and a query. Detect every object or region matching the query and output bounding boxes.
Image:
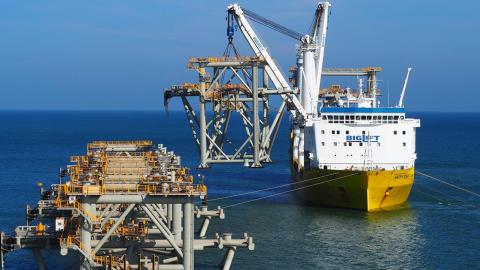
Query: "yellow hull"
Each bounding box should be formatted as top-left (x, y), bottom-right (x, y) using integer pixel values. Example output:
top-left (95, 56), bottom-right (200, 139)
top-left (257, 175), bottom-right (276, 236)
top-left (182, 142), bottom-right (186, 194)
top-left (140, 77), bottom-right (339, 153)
top-left (292, 167), bottom-right (415, 211)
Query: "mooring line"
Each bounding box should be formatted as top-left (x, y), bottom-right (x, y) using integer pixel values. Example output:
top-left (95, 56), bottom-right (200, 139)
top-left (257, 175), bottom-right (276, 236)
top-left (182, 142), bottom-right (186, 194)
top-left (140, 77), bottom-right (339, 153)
top-left (416, 170), bottom-right (480, 198)
top-left (412, 186), bottom-right (450, 205)
top-left (208, 172), bottom-right (339, 202)
top-left (412, 184), bottom-right (476, 210)
top-left (222, 173), bottom-right (359, 209)
top-left (415, 181), bottom-right (466, 205)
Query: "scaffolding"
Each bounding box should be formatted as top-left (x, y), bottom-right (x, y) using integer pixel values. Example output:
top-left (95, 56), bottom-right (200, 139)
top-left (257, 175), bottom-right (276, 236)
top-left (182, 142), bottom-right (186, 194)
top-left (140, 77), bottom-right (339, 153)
top-left (1, 141), bottom-right (254, 270)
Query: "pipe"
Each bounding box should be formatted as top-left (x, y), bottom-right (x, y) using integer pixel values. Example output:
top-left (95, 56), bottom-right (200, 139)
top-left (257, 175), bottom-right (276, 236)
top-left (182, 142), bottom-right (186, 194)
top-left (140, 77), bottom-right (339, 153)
top-left (172, 204), bottom-right (183, 240)
top-left (182, 198), bottom-right (194, 270)
top-left (222, 247), bottom-right (236, 270)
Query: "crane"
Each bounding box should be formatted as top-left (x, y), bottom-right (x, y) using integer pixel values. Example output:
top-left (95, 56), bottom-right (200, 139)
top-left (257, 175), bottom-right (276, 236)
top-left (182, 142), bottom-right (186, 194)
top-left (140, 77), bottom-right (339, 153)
top-left (227, 2), bottom-right (330, 118)
top-left (302, 2), bottom-right (331, 116)
top-left (227, 2), bottom-right (331, 170)
top-left (227, 4), bottom-right (307, 120)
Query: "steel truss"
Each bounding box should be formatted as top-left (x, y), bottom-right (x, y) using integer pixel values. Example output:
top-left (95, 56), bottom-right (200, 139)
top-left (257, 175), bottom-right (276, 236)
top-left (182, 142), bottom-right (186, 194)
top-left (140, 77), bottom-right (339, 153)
top-left (165, 56), bottom-right (291, 168)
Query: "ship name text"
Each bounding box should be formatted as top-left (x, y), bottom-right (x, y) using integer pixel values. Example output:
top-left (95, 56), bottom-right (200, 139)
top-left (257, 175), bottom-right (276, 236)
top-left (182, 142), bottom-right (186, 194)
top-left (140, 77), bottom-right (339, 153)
top-left (346, 135), bottom-right (380, 142)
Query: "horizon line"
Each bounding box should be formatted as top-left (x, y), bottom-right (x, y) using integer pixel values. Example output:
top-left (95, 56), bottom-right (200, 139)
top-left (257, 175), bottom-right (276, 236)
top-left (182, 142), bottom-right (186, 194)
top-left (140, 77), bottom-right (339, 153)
top-left (1, 109), bottom-right (480, 113)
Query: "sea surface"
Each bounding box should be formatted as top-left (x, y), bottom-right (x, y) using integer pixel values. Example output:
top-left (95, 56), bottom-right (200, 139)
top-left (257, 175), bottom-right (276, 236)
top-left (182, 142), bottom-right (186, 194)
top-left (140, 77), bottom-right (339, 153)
top-left (0, 111), bottom-right (479, 269)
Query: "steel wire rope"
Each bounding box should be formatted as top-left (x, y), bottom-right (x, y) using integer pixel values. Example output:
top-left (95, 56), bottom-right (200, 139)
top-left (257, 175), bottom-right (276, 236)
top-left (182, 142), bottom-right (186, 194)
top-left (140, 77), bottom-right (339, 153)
top-left (208, 172), bottom-right (339, 202)
top-left (416, 170), bottom-right (480, 198)
top-left (412, 184), bottom-right (472, 210)
top-left (411, 187), bottom-right (450, 205)
top-left (222, 172), bottom-right (359, 208)
top-left (414, 180), bottom-right (477, 208)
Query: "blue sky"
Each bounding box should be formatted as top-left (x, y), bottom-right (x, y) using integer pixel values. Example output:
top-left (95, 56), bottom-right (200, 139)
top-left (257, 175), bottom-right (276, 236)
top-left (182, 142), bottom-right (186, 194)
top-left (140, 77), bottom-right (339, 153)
top-left (0, 0), bottom-right (478, 112)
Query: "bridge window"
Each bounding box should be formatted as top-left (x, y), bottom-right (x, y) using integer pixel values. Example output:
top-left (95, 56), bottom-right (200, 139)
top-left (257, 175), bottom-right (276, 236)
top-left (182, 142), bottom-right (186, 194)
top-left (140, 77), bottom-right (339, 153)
top-left (321, 130), bottom-right (325, 134)
top-left (321, 142), bottom-right (325, 146)
top-left (402, 130), bottom-right (406, 135)
top-left (361, 115), bottom-right (366, 120)
top-left (348, 142), bottom-right (352, 146)
top-left (359, 142), bottom-right (363, 146)
top-left (362, 130), bottom-right (366, 135)
top-left (394, 131), bottom-right (397, 135)
top-left (332, 130), bottom-right (335, 134)
top-left (403, 142), bottom-right (406, 146)
top-left (334, 142), bottom-right (338, 146)
top-left (346, 130), bottom-right (349, 134)
top-left (336, 130), bottom-right (340, 134)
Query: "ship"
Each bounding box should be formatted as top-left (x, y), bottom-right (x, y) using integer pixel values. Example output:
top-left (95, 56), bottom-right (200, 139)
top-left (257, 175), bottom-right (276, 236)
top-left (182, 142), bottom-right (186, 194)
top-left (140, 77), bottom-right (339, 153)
top-left (289, 2), bottom-right (421, 211)
top-left (291, 74), bottom-right (421, 211)
top-left (165, 1), bottom-right (420, 211)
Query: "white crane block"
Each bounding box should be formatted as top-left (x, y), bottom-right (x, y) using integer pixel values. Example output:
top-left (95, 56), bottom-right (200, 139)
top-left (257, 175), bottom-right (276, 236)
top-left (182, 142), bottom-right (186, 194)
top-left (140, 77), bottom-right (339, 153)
top-left (300, 1), bottom-right (330, 116)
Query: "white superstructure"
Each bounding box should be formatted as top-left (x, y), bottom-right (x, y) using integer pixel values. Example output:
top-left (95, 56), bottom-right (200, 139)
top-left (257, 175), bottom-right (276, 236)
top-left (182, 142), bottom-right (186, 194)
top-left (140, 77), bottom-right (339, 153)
top-left (305, 107), bottom-right (420, 171)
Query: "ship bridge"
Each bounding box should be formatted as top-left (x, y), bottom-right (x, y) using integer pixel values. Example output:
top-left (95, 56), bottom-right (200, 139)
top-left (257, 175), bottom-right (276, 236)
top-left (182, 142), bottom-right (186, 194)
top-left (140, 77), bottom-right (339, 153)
top-left (319, 107), bottom-right (407, 124)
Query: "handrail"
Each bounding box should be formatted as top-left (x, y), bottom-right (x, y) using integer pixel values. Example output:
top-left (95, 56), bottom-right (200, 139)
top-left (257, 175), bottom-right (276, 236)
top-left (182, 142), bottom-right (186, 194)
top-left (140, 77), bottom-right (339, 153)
top-left (58, 182), bottom-right (206, 196)
top-left (55, 199), bottom-right (99, 222)
top-left (61, 236), bottom-right (124, 267)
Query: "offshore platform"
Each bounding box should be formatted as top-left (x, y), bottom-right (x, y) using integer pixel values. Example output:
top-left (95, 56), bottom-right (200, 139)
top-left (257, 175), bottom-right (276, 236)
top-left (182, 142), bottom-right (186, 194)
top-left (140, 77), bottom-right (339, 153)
top-left (0, 141), bottom-right (253, 269)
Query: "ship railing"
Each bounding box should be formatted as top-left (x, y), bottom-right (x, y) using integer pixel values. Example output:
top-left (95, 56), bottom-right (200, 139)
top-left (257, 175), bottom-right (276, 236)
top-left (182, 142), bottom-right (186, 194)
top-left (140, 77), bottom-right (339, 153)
top-left (57, 182), bottom-right (207, 196)
top-left (318, 163), bottom-right (412, 171)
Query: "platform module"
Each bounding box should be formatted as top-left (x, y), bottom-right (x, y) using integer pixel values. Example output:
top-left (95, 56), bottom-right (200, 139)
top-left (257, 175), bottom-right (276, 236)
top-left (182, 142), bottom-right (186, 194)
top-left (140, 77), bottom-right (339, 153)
top-left (1, 141), bottom-right (253, 270)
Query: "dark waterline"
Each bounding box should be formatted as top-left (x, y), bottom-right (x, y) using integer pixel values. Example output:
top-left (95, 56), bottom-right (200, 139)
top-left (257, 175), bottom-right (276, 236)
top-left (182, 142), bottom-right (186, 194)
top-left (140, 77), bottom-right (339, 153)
top-left (0, 111), bottom-right (478, 269)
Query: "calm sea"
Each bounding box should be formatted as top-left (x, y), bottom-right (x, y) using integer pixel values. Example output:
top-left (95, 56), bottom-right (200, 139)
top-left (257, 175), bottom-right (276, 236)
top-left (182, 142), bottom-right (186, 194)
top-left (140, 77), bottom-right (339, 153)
top-left (0, 111), bottom-right (478, 269)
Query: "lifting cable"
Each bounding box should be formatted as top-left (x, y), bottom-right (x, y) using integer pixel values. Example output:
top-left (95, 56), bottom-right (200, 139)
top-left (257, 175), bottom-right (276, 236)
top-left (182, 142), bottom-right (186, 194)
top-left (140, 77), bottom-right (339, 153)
top-left (209, 172), bottom-right (339, 202)
top-left (222, 172), bottom-right (359, 209)
top-left (416, 170), bottom-right (480, 198)
top-left (241, 8), bottom-right (303, 41)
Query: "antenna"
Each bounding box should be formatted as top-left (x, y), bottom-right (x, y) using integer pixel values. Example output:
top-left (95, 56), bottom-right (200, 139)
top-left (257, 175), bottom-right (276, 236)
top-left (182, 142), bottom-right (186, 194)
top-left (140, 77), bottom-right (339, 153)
top-left (387, 79), bottom-right (390, 107)
top-left (398, 67), bottom-right (412, 108)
